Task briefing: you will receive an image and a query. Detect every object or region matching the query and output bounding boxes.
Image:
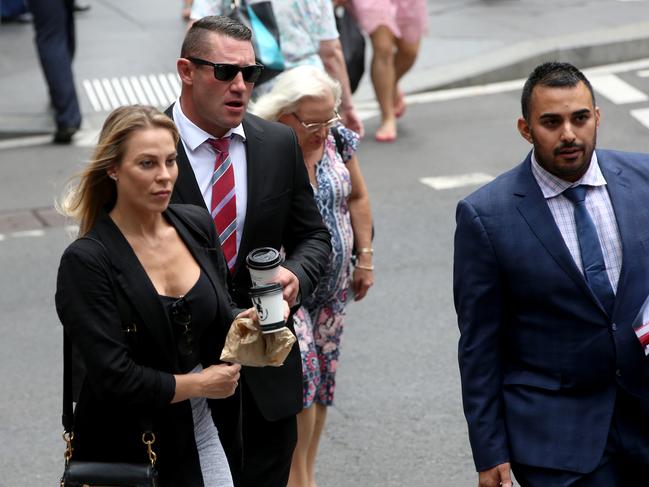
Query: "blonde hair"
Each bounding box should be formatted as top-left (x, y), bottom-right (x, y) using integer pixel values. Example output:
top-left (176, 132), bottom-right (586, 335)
top-left (58, 105), bottom-right (179, 236)
top-left (251, 66), bottom-right (342, 121)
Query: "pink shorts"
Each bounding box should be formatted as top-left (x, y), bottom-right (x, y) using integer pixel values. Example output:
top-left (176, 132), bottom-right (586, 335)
top-left (349, 0), bottom-right (428, 44)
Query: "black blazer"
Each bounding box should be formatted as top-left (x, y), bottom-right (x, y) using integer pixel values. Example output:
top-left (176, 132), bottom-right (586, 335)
top-left (55, 204), bottom-right (240, 486)
top-left (167, 108), bottom-right (332, 421)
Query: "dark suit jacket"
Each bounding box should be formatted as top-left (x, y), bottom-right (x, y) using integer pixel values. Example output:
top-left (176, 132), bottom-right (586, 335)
top-left (56, 204), bottom-right (240, 486)
top-left (167, 107), bottom-right (331, 421)
top-left (454, 150), bottom-right (649, 474)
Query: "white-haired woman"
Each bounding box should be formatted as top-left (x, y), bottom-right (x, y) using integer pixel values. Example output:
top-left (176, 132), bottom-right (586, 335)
top-left (253, 65), bottom-right (373, 487)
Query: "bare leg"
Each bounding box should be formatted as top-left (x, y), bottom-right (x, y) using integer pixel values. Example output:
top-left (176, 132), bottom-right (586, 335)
top-left (288, 405), bottom-right (316, 487)
top-left (393, 37), bottom-right (421, 118)
top-left (305, 404), bottom-right (328, 487)
top-left (369, 26), bottom-right (398, 141)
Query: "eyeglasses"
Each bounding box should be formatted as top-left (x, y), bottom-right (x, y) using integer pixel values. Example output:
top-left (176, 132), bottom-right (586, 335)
top-left (292, 112), bottom-right (341, 133)
top-left (170, 297), bottom-right (194, 356)
top-left (187, 56), bottom-right (264, 83)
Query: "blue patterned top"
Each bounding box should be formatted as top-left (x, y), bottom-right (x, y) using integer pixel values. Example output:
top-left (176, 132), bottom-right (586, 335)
top-left (305, 125), bottom-right (359, 305)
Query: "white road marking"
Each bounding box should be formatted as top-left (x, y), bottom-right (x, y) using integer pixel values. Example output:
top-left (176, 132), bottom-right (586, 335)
top-left (420, 173), bottom-right (494, 190)
top-left (167, 73), bottom-right (181, 95)
top-left (129, 76), bottom-right (148, 105)
top-left (101, 78), bottom-right (120, 109)
top-left (74, 129), bottom-right (100, 147)
top-left (138, 75), bottom-right (160, 106)
top-left (120, 76), bottom-right (139, 105)
top-left (589, 74), bottom-right (648, 104)
top-left (358, 109), bottom-right (380, 120)
top-left (91, 78), bottom-right (112, 112)
top-left (82, 73), bottom-right (183, 110)
top-left (0, 135), bottom-right (52, 150)
top-left (0, 234), bottom-right (5, 241)
top-left (110, 77), bottom-right (129, 106)
top-left (637, 69), bottom-right (649, 78)
top-left (82, 79), bottom-right (102, 112)
top-left (631, 107), bottom-right (649, 130)
top-left (148, 74), bottom-right (169, 106)
top-left (11, 229), bottom-right (45, 238)
top-left (158, 74), bottom-right (176, 104)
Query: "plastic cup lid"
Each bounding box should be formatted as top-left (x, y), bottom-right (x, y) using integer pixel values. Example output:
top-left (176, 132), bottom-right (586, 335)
top-left (246, 247), bottom-right (282, 270)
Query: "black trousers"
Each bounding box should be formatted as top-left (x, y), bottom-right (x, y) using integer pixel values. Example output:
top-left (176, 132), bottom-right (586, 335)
top-left (237, 380), bottom-right (297, 487)
top-left (512, 387), bottom-right (649, 487)
top-left (29, 0), bottom-right (81, 129)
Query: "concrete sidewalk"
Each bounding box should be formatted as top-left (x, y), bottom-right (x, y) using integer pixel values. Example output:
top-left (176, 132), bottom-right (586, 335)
top-left (1, 0), bottom-right (649, 136)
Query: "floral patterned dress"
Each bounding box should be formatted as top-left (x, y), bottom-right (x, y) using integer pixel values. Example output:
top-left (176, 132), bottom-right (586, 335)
top-left (294, 125), bottom-right (358, 408)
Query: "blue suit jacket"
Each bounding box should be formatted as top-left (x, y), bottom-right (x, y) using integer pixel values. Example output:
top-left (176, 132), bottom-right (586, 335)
top-left (453, 149), bottom-right (649, 473)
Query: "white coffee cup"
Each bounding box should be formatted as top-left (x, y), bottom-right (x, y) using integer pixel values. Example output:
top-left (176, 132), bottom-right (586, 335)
top-left (249, 283), bottom-right (285, 334)
top-left (246, 247), bottom-right (282, 287)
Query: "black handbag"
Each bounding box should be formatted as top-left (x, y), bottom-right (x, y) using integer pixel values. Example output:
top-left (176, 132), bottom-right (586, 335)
top-left (61, 461), bottom-right (158, 487)
top-left (59, 283), bottom-right (159, 487)
top-left (227, 0), bottom-right (285, 85)
top-left (334, 6), bottom-right (366, 94)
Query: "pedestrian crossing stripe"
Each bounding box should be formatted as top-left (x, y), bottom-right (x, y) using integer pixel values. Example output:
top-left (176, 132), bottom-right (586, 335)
top-left (589, 74), bottom-right (648, 104)
top-left (82, 74), bottom-right (181, 112)
top-left (631, 107), bottom-right (649, 130)
top-left (420, 173), bottom-right (494, 190)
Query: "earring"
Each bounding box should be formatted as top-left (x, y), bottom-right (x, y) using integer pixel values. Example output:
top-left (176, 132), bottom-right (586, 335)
top-left (109, 174), bottom-right (118, 181)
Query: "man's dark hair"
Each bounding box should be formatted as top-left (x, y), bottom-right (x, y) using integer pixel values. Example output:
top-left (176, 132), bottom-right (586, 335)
top-left (521, 62), bottom-right (596, 121)
top-left (181, 15), bottom-right (252, 58)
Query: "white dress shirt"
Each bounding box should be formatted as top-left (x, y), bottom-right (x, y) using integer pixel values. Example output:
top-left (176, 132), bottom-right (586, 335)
top-left (530, 151), bottom-right (622, 292)
top-left (173, 100), bottom-right (248, 254)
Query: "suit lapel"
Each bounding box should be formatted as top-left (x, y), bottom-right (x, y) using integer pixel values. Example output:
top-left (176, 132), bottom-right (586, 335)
top-left (93, 213), bottom-right (177, 367)
top-left (514, 155), bottom-right (605, 312)
top-left (235, 115), bottom-right (265, 277)
top-left (599, 153), bottom-right (643, 317)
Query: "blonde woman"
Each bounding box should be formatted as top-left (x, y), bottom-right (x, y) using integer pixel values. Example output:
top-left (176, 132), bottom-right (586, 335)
top-left (55, 105), bottom-right (267, 486)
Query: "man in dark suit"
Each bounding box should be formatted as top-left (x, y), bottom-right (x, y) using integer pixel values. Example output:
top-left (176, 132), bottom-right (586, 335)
top-left (29, 0), bottom-right (82, 143)
top-left (453, 62), bottom-right (649, 487)
top-left (167, 15), bottom-right (331, 487)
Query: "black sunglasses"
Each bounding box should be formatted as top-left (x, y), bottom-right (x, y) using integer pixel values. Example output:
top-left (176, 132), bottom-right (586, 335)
top-left (187, 56), bottom-right (264, 83)
top-left (170, 297), bottom-right (194, 357)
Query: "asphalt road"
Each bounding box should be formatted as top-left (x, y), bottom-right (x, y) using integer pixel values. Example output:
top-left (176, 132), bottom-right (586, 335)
top-left (3, 60), bottom-right (649, 486)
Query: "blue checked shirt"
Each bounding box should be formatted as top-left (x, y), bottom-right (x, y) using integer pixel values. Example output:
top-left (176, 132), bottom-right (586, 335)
top-left (531, 151), bottom-right (622, 293)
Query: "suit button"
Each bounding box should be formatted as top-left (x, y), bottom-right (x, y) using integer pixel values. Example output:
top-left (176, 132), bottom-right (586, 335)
top-left (611, 323), bottom-right (618, 331)
top-left (616, 369), bottom-right (621, 377)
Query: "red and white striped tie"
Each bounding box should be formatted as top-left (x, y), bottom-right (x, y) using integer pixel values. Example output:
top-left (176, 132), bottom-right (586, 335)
top-left (208, 137), bottom-right (237, 272)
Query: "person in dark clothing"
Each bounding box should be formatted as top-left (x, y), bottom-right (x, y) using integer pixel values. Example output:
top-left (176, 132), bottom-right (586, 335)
top-left (29, 0), bottom-right (82, 143)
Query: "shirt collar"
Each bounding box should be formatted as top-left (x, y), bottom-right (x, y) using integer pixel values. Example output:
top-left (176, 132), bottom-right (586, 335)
top-left (531, 150), bottom-right (606, 199)
top-left (173, 98), bottom-right (246, 151)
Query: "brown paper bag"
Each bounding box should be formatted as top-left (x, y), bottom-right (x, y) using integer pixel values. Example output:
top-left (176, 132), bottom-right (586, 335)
top-left (220, 317), bottom-right (296, 367)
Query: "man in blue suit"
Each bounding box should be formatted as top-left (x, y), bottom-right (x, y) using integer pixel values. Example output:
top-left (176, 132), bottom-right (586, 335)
top-left (453, 62), bottom-right (649, 487)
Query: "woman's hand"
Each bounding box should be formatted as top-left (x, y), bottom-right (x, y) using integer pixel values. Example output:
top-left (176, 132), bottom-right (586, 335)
top-left (352, 266), bottom-right (373, 301)
top-left (172, 362), bottom-right (241, 402)
top-left (198, 363), bottom-right (241, 399)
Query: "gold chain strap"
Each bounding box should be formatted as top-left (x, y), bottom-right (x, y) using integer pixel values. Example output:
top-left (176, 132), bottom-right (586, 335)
top-left (62, 431), bottom-right (74, 466)
top-left (142, 432), bottom-right (157, 466)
